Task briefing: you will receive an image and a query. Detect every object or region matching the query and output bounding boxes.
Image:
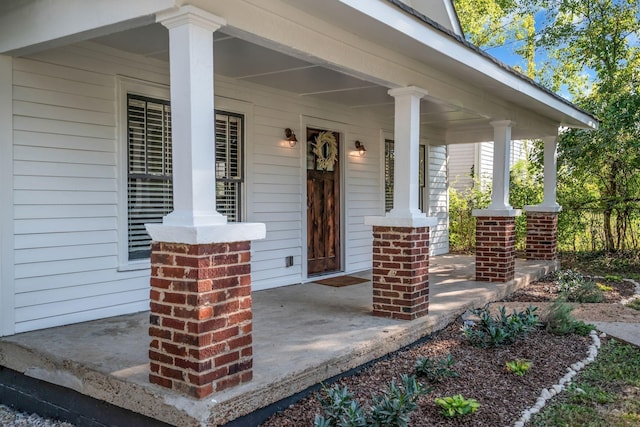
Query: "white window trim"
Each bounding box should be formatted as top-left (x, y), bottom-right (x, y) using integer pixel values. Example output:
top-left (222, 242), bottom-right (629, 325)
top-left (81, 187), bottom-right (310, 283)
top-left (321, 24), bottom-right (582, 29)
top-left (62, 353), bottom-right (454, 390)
top-left (116, 76), bottom-right (170, 271)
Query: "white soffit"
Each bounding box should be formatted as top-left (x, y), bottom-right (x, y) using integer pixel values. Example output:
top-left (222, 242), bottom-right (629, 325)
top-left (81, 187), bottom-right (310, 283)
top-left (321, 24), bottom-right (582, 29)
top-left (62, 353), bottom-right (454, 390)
top-left (284, 0), bottom-right (596, 130)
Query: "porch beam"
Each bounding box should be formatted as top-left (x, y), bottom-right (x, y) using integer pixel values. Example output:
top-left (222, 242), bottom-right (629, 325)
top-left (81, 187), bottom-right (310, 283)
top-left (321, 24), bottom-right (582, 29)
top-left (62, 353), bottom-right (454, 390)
top-left (0, 0), bottom-right (176, 56)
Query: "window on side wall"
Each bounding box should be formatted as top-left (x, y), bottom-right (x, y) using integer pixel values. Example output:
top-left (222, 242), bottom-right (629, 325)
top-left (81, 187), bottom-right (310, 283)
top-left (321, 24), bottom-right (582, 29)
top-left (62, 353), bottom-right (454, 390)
top-left (126, 95), bottom-right (244, 260)
top-left (383, 139), bottom-right (425, 213)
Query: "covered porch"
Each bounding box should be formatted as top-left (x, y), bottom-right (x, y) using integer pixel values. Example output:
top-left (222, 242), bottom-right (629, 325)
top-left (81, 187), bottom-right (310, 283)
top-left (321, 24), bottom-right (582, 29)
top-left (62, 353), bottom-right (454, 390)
top-left (0, 255), bottom-right (557, 426)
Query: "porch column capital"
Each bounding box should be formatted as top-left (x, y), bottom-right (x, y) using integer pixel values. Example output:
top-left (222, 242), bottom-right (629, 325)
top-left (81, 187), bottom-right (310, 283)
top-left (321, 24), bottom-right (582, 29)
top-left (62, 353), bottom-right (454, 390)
top-left (490, 119), bottom-right (516, 129)
top-left (388, 86), bottom-right (429, 99)
top-left (487, 119), bottom-right (515, 211)
top-left (157, 5), bottom-right (226, 31)
top-left (158, 5), bottom-right (226, 227)
top-left (385, 86), bottom-right (428, 220)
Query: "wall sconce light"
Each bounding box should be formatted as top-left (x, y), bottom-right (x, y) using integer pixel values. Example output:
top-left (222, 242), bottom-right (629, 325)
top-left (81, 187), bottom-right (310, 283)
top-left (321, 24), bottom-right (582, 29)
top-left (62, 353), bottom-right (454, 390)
top-left (284, 128), bottom-right (298, 147)
top-left (355, 140), bottom-right (366, 156)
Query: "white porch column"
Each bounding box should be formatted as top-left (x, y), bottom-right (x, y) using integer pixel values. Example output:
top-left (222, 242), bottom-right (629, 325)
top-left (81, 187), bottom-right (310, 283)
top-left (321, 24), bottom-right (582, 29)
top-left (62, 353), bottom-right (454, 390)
top-left (387, 86), bottom-right (429, 220)
top-left (488, 120), bottom-right (515, 211)
top-left (530, 135), bottom-right (562, 211)
top-left (158, 6), bottom-right (226, 227)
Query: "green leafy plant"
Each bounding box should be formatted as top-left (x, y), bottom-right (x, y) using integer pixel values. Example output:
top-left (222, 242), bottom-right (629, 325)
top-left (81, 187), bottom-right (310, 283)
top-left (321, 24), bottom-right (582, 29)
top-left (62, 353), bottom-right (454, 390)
top-left (434, 394), bottom-right (480, 418)
top-left (461, 305), bottom-right (540, 347)
top-left (415, 354), bottom-right (458, 383)
top-left (555, 270), bottom-right (604, 303)
top-left (315, 385), bottom-right (366, 427)
top-left (544, 299), bottom-right (595, 336)
top-left (506, 359), bottom-right (532, 376)
top-left (314, 375), bottom-right (431, 427)
top-left (369, 375), bottom-right (430, 427)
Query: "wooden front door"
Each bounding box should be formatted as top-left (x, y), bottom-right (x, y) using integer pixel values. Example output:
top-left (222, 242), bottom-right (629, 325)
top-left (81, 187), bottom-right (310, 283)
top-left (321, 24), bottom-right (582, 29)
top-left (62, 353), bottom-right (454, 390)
top-left (307, 127), bottom-right (340, 275)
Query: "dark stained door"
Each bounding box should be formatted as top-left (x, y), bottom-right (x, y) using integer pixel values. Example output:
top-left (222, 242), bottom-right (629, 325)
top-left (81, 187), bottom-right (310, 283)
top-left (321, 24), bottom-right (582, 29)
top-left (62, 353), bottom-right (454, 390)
top-left (307, 127), bottom-right (340, 275)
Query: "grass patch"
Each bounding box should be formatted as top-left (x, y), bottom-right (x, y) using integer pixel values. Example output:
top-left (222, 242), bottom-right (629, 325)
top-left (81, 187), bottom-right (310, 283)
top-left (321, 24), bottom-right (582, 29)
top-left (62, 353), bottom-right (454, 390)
top-left (560, 251), bottom-right (640, 279)
top-left (532, 340), bottom-right (640, 426)
top-left (626, 299), bottom-right (640, 311)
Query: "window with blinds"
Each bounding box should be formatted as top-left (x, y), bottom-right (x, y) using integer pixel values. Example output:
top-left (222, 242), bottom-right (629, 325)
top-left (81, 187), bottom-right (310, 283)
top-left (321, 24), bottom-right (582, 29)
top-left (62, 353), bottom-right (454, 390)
top-left (215, 112), bottom-right (243, 222)
top-left (127, 94), bottom-right (172, 260)
top-left (384, 139), bottom-right (394, 212)
top-left (126, 94), bottom-right (244, 260)
top-left (384, 140), bottom-right (425, 213)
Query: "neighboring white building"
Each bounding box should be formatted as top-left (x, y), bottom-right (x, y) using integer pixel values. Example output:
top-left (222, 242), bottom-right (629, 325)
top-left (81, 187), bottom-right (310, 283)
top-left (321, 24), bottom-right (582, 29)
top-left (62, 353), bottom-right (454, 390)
top-left (449, 140), bottom-right (529, 192)
top-left (0, 0), bottom-right (597, 337)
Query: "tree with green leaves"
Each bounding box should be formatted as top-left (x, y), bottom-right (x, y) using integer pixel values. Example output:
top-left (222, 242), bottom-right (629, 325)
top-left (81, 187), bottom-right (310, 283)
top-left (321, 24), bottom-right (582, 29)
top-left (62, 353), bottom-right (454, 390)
top-left (453, 0), bottom-right (640, 251)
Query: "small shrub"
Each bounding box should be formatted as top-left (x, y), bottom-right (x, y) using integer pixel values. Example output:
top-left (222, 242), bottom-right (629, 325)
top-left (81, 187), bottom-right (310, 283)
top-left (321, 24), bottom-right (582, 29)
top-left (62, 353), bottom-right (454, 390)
top-left (544, 299), bottom-right (595, 336)
top-left (461, 305), bottom-right (540, 347)
top-left (596, 282), bottom-right (614, 292)
top-left (626, 299), bottom-right (640, 311)
top-left (315, 375), bottom-right (431, 427)
top-left (555, 270), bottom-right (586, 293)
top-left (434, 394), bottom-right (480, 418)
top-left (555, 270), bottom-right (605, 302)
top-left (415, 354), bottom-right (458, 383)
top-left (315, 385), bottom-right (365, 427)
top-left (506, 359), bottom-right (532, 376)
top-left (604, 274), bottom-right (622, 282)
top-left (570, 280), bottom-right (605, 303)
top-left (369, 375), bottom-right (431, 427)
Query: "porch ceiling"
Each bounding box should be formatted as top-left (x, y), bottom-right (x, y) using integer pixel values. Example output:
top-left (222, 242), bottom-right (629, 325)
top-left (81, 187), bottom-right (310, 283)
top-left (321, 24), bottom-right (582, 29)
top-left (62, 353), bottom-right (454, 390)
top-left (90, 24), bottom-right (489, 140)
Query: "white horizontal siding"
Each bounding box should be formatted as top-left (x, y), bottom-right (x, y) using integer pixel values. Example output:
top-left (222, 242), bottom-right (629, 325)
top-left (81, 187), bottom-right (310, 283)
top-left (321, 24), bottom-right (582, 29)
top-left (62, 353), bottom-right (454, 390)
top-left (447, 143), bottom-right (476, 192)
top-left (11, 45), bottom-right (163, 332)
top-left (428, 145), bottom-right (448, 255)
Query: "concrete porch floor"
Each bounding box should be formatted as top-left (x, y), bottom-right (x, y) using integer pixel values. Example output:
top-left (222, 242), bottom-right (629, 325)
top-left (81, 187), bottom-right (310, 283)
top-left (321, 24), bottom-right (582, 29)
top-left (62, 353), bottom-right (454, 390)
top-left (0, 255), bottom-right (557, 426)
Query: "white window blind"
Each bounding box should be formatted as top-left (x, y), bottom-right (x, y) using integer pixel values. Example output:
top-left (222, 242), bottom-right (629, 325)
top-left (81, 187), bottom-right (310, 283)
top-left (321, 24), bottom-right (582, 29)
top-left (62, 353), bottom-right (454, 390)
top-left (384, 140), bottom-right (425, 213)
top-left (215, 112), bottom-right (243, 222)
top-left (126, 95), bottom-right (243, 260)
top-left (384, 139), bottom-right (394, 212)
top-left (127, 95), bottom-right (172, 260)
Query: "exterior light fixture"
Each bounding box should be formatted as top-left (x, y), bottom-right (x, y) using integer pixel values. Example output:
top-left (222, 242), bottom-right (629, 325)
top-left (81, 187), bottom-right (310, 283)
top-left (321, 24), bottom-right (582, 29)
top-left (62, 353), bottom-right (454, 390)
top-left (284, 128), bottom-right (298, 147)
top-left (355, 140), bottom-right (366, 156)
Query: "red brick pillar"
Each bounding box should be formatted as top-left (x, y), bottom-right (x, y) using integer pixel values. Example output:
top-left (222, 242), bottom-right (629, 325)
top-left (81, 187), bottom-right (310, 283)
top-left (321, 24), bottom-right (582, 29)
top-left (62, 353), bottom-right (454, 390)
top-left (475, 216), bottom-right (516, 282)
top-left (371, 226), bottom-right (429, 320)
top-left (148, 241), bottom-right (253, 399)
top-left (526, 211), bottom-right (559, 261)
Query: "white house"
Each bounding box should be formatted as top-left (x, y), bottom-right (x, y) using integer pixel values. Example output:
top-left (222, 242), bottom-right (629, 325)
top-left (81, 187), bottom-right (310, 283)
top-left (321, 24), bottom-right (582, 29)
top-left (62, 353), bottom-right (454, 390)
top-left (0, 0), bottom-right (596, 398)
top-left (449, 140), bottom-right (529, 191)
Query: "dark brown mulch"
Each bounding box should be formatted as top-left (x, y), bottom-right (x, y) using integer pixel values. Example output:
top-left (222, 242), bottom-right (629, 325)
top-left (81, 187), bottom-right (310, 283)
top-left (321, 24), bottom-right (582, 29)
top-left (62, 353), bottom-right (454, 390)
top-left (504, 274), bottom-right (635, 303)
top-left (261, 320), bottom-right (592, 427)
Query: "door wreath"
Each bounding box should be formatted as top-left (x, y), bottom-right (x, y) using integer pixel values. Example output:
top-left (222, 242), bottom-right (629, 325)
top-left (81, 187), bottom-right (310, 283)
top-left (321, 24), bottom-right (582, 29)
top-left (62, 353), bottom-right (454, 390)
top-left (312, 131), bottom-right (338, 170)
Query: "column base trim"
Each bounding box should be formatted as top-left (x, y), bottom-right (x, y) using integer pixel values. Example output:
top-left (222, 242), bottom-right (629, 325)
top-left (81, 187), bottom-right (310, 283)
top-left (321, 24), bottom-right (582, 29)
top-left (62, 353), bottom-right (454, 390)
top-left (146, 223), bottom-right (266, 244)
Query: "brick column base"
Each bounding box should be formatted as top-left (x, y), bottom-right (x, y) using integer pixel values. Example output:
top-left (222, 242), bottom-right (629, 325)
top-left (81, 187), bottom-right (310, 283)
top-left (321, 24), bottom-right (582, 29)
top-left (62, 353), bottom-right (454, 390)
top-left (372, 226), bottom-right (429, 320)
top-left (475, 216), bottom-right (516, 282)
top-left (149, 241), bottom-right (253, 399)
top-left (526, 211), bottom-right (559, 261)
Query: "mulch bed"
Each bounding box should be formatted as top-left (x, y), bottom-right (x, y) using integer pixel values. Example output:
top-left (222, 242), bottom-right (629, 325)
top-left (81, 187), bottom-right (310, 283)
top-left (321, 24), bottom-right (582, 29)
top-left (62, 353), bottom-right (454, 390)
top-left (260, 274), bottom-right (610, 427)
